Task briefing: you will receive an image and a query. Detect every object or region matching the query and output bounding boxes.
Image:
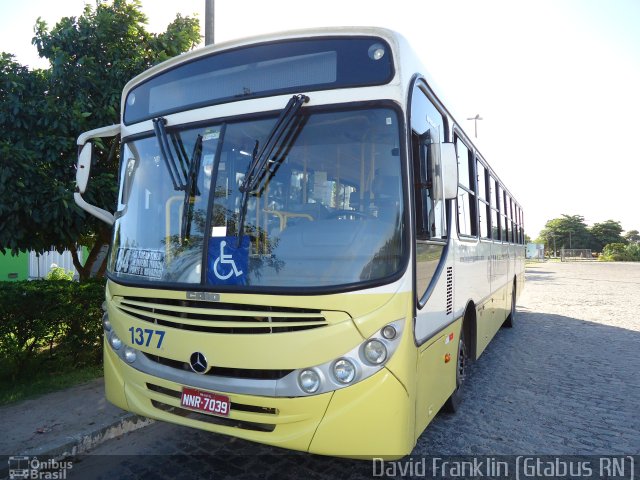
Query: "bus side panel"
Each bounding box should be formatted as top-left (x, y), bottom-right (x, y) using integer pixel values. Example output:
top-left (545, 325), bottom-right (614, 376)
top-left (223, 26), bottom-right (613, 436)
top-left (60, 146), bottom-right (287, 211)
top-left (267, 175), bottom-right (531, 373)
top-left (414, 253), bottom-right (455, 344)
top-left (492, 241), bottom-right (509, 321)
top-left (475, 281), bottom-right (510, 357)
top-left (414, 318), bottom-right (461, 440)
top-left (454, 239), bottom-right (490, 319)
top-left (517, 247), bottom-right (526, 298)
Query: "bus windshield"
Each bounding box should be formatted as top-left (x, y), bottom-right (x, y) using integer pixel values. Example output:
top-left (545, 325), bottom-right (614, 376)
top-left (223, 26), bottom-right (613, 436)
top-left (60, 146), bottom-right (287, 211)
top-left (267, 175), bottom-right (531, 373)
top-left (108, 106), bottom-right (405, 289)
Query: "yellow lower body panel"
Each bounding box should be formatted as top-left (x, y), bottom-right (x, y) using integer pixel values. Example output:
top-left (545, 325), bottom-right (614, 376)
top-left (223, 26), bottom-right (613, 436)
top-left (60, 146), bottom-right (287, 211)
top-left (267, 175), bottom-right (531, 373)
top-left (414, 318), bottom-right (461, 439)
top-left (309, 370), bottom-right (412, 459)
top-left (105, 340), bottom-right (413, 458)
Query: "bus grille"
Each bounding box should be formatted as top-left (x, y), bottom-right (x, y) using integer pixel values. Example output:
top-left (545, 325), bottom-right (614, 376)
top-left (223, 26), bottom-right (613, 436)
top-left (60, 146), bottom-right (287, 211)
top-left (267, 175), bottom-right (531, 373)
top-left (147, 383), bottom-right (276, 432)
top-left (112, 295), bottom-right (328, 334)
top-left (143, 353), bottom-right (293, 380)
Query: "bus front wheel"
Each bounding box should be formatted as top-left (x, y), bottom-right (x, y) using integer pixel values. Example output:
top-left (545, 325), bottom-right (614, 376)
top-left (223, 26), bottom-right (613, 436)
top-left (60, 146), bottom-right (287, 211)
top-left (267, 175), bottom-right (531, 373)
top-left (443, 325), bottom-right (467, 413)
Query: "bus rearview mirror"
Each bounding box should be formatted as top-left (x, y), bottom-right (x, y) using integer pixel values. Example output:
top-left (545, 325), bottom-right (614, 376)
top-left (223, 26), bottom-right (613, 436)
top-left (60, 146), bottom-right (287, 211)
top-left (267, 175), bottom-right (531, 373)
top-left (76, 143), bottom-right (92, 194)
top-left (441, 143), bottom-right (458, 200)
top-left (74, 123), bottom-right (120, 225)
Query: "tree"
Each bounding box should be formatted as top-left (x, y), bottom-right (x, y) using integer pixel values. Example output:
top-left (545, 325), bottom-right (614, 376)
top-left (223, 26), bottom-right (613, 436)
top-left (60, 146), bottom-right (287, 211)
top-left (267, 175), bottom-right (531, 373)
top-left (0, 0), bottom-right (200, 280)
top-left (624, 229), bottom-right (640, 244)
top-left (536, 214), bottom-right (592, 255)
top-left (589, 220), bottom-right (625, 252)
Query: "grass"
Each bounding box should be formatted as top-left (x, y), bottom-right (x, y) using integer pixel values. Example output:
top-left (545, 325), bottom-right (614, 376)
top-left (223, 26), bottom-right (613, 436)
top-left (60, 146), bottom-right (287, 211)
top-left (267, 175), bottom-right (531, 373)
top-left (0, 363), bottom-right (102, 406)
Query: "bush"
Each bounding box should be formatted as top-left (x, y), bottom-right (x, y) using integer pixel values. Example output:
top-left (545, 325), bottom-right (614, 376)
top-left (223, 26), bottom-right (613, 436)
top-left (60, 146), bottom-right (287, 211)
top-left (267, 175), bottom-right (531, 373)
top-left (45, 265), bottom-right (75, 281)
top-left (0, 279), bottom-right (105, 380)
top-left (601, 243), bottom-right (640, 262)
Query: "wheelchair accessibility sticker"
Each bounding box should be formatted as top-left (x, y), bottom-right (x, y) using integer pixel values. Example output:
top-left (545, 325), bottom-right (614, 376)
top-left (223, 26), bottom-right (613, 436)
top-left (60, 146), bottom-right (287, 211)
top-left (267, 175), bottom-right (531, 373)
top-left (207, 236), bottom-right (249, 285)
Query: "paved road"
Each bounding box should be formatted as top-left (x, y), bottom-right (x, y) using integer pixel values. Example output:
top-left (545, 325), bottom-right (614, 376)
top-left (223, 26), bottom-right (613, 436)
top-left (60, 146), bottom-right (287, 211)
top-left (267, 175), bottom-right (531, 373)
top-left (68, 262), bottom-right (640, 479)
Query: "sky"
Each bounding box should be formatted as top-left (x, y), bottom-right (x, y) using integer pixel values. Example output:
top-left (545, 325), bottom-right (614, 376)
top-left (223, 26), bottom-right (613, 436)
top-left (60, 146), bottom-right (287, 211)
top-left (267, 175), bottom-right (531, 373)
top-left (1, 0), bottom-right (639, 239)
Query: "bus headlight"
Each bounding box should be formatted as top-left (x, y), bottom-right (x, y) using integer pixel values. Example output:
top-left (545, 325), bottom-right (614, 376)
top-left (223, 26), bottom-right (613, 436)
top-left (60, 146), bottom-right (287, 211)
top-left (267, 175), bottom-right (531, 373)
top-left (124, 346), bottom-right (137, 363)
top-left (363, 339), bottom-right (387, 365)
top-left (381, 324), bottom-right (396, 340)
top-left (282, 319), bottom-right (405, 397)
top-left (102, 312), bottom-right (112, 332)
top-left (333, 359), bottom-right (356, 384)
top-left (298, 369), bottom-right (321, 393)
top-left (109, 332), bottom-right (122, 350)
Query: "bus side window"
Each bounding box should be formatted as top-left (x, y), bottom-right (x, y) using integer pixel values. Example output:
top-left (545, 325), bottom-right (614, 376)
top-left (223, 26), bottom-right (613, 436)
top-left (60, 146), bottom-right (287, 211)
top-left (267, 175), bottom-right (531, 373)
top-left (455, 137), bottom-right (477, 237)
top-left (477, 161), bottom-right (490, 239)
top-left (410, 85), bottom-right (446, 241)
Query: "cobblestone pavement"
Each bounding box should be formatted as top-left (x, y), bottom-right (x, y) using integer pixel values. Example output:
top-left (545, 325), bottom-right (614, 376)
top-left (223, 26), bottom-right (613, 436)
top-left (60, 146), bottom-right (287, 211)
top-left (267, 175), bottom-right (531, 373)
top-left (67, 262), bottom-right (640, 479)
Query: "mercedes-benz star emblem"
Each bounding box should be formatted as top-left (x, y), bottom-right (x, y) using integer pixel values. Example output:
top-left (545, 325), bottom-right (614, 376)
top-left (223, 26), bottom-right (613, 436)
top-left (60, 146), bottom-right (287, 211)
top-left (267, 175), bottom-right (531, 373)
top-left (189, 352), bottom-right (208, 374)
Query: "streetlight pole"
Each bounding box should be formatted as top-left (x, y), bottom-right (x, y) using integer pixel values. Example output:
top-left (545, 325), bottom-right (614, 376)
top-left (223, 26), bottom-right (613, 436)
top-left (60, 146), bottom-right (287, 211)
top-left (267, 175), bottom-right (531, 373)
top-left (467, 114), bottom-right (483, 138)
top-left (205, 0), bottom-right (215, 46)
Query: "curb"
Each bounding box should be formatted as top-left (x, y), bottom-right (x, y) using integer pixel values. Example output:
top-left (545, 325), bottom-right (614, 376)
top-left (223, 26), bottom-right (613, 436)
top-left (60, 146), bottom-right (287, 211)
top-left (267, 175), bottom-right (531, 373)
top-left (1, 414), bottom-right (154, 479)
top-left (29, 414), bottom-right (155, 459)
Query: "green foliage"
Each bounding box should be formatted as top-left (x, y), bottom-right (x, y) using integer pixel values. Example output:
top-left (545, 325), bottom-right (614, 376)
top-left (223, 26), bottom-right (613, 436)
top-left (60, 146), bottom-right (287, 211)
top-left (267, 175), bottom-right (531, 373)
top-left (600, 243), bottom-right (640, 262)
top-left (0, 279), bottom-right (105, 381)
top-left (590, 220), bottom-right (625, 252)
top-left (0, 1), bottom-right (200, 279)
top-left (536, 214), bottom-right (592, 253)
top-left (624, 229), bottom-right (640, 244)
top-left (45, 265), bottom-right (75, 281)
top-left (536, 215), bottom-right (634, 254)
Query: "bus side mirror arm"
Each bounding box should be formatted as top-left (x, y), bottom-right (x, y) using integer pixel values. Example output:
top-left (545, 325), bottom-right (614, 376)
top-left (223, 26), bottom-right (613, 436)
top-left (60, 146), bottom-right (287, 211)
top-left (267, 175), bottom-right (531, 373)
top-left (440, 143), bottom-right (458, 200)
top-left (75, 124), bottom-right (121, 225)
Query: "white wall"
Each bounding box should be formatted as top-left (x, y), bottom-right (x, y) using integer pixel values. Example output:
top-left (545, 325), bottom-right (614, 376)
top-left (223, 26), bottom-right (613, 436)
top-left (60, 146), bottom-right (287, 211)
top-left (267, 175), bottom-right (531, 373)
top-left (29, 250), bottom-right (78, 279)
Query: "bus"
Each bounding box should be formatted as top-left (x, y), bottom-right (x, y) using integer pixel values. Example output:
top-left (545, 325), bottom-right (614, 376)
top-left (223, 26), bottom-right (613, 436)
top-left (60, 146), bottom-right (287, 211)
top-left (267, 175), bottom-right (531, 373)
top-left (75, 27), bottom-right (525, 458)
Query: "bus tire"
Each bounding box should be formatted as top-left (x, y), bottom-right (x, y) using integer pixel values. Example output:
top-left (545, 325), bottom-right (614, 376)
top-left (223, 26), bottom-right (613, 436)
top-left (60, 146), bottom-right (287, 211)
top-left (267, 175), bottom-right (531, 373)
top-left (503, 280), bottom-right (516, 328)
top-left (443, 323), bottom-right (467, 413)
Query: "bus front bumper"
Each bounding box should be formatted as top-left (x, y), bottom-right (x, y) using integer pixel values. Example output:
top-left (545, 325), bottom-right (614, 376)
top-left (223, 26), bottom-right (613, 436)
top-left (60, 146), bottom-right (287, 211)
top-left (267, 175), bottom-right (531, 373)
top-left (104, 339), bottom-right (413, 458)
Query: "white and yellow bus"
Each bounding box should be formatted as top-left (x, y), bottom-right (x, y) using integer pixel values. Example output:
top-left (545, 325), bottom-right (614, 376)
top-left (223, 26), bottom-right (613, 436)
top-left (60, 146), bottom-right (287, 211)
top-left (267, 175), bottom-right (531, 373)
top-left (75, 27), bottom-right (525, 458)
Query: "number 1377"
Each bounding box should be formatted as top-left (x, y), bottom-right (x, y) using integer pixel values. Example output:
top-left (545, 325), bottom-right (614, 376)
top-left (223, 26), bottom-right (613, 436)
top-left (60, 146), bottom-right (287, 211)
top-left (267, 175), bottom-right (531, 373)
top-left (128, 327), bottom-right (165, 348)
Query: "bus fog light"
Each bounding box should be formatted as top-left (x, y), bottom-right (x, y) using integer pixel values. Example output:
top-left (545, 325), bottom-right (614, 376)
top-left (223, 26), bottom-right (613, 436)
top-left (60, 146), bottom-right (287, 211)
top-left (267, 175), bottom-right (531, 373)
top-left (299, 369), bottom-right (320, 393)
top-left (333, 359), bottom-right (356, 384)
top-left (363, 339), bottom-right (387, 365)
top-left (102, 313), bottom-right (112, 332)
top-left (381, 325), bottom-right (396, 340)
top-left (124, 347), bottom-right (137, 363)
top-left (109, 332), bottom-right (122, 350)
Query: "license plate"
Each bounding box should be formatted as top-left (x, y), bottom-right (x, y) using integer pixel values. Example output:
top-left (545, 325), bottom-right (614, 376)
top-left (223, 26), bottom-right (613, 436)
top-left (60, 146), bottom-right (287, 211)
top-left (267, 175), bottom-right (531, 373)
top-left (181, 387), bottom-right (230, 417)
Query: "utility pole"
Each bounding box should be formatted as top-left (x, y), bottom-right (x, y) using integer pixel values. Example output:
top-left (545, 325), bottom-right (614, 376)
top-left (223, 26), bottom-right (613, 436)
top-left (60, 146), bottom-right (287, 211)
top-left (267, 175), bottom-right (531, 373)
top-left (547, 234), bottom-right (557, 258)
top-left (205, 0), bottom-right (215, 46)
top-left (467, 114), bottom-right (483, 138)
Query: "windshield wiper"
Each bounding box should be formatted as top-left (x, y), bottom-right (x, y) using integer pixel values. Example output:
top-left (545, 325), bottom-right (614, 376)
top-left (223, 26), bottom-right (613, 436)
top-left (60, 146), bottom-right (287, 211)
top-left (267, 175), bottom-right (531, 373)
top-left (152, 117), bottom-right (188, 191)
top-left (180, 134), bottom-right (203, 241)
top-left (236, 94), bottom-right (309, 245)
top-left (152, 116), bottom-right (205, 241)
